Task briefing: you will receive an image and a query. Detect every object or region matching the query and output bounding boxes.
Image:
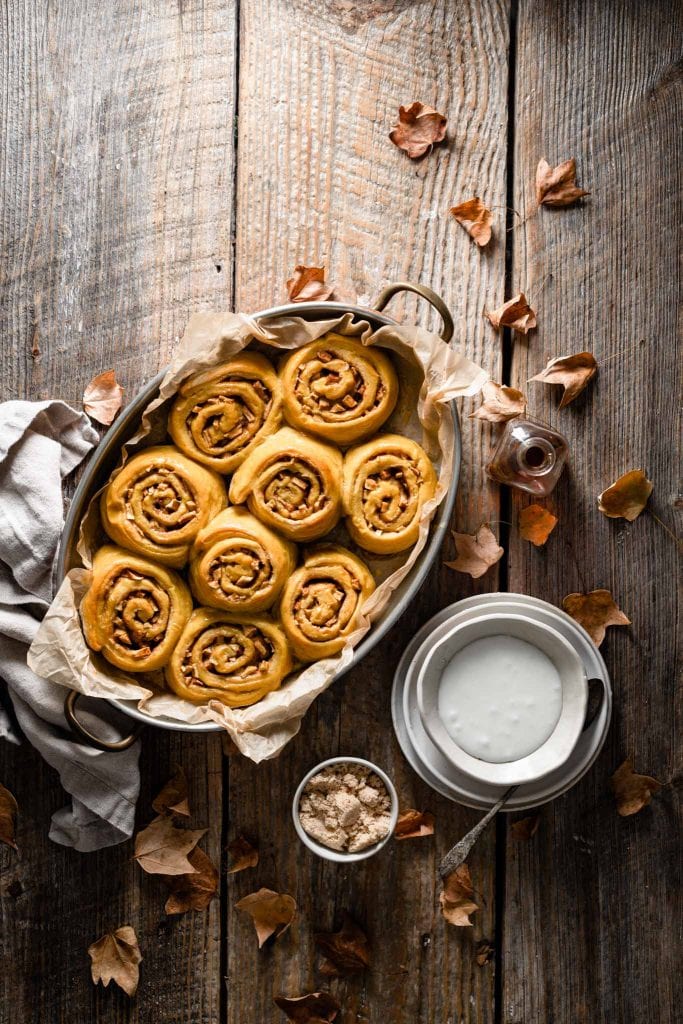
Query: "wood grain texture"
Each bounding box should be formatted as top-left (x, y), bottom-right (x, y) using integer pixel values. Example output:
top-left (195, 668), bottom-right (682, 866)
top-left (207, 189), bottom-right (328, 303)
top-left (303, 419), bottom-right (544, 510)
top-left (0, 1), bottom-right (236, 1021)
top-left (230, 2), bottom-right (510, 1021)
top-left (504, 3), bottom-right (682, 1023)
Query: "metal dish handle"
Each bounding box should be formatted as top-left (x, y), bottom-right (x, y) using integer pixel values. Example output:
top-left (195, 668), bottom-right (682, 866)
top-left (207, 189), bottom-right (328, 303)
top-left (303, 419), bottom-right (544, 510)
top-left (373, 282), bottom-right (454, 344)
top-left (64, 690), bottom-right (143, 752)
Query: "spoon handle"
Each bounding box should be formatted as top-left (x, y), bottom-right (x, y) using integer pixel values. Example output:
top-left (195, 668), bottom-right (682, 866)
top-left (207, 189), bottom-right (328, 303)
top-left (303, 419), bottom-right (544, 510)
top-left (438, 787), bottom-right (518, 880)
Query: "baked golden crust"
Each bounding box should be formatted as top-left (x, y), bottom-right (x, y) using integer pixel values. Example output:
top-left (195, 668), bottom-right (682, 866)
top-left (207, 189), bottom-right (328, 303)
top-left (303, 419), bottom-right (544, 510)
top-left (81, 545), bottom-right (193, 673)
top-left (100, 445), bottom-right (227, 568)
top-left (279, 545), bottom-right (375, 661)
top-left (341, 434), bottom-right (437, 554)
top-left (279, 334), bottom-right (398, 444)
top-left (168, 352), bottom-right (282, 473)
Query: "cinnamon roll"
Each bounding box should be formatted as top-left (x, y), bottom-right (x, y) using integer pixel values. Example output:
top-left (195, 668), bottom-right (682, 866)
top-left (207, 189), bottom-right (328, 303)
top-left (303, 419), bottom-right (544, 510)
top-left (189, 506), bottom-right (296, 613)
top-left (166, 608), bottom-right (292, 707)
top-left (100, 445), bottom-right (227, 567)
top-left (341, 434), bottom-right (437, 554)
top-left (280, 546), bottom-right (375, 661)
top-left (81, 545), bottom-right (193, 673)
top-left (279, 334), bottom-right (398, 444)
top-left (168, 352), bottom-right (282, 473)
top-left (229, 427), bottom-right (342, 542)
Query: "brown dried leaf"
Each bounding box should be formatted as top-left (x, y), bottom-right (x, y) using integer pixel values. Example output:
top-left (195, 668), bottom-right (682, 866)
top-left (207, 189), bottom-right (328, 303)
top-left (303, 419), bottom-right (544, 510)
top-left (611, 760), bottom-right (663, 817)
top-left (562, 589), bottom-right (631, 647)
top-left (510, 814), bottom-right (541, 840)
top-left (83, 370), bottom-right (124, 426)
top-left (88, 926), bottom-right (142, 997)
top-left (470, 381), bottom-right (527, 423)
top-left (235, 887), bottom-right (297, 948)
top-left (286, 266), bottom-right (334, 303)
top-left (394, 809), bottom-right (435, 840)
top-left (134, 815), bottom-right (205, 875)
top-left (151, 765), bottom-right (190, 819)
top-left (445, 525), bottom-right (504, 579)
top-left (598, 469), bottom-right (653, 522)
top-left (389, 102), bottom-right (447, 159)
top-left (484, 293), bottom-right (537, 335)
top-left (518, 504), bottom-right (558, 546)
top-left (0, 783), bottom-right (18, 851)
top-left (274, 992), bottom-right (340, 1023)
top-left (315, 911), bottom-right (371, 975)
top-left (536, 158), bottom-right (590, 208)
top-left (439, 863), bottom-right (479, 927)
top-left (530, 351), bottom-right (597, 407)
top-left (450, 197), bottom-right (493, 246)
top-left (475, 941), bottom-right (494, 966)
top-left (162, 846), bottom-right (219, 914)
top-left (227, 834), bottom-right (259, 873)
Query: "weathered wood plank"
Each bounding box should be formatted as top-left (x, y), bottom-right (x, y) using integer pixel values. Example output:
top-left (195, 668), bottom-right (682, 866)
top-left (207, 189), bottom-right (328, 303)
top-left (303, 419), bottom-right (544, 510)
top-left (0, 1), bottom-right (236, 1021)
top-left (504, 3), bottom-right (682, 1022)
top-left (230, 2), bottom-right (510, 1021)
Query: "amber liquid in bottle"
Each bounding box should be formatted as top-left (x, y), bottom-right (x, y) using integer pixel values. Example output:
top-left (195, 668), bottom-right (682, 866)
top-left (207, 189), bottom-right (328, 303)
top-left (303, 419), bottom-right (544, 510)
top-left (486, 418), bottom-right (569, 496)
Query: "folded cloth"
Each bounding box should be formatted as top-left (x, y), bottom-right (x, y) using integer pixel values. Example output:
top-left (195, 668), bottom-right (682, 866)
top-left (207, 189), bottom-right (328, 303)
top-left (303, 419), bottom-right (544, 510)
top-left (0, 400), bottom-right (141, 851)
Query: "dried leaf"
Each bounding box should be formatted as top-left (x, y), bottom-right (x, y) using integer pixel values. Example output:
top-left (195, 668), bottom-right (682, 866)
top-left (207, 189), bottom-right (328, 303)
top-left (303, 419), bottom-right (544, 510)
top-left (315, 912), bottom-right (371, 975)
top-left (611, 760), bottom-right (663, 817)
top-left (510, 815), bottom-right (541, 840)
top-left (530, 352), bottom-right (597, 407)
top-left (235, 887), bottom-right (297, 948)
top-left (562, 589), bottom-right (631, 647)
top-left (439, 864), bottom-right (479, 927)
top-left (227, 834), bottom-right (259, 874)
top-left (286, 266), bottom-right (334, 303)
top-left (470, 381), bottom-right (526, 423)
top-left (536, 158), bottom-right (590, 208)
top-left (83, 370), bottom-right (124, 426)
top-left (274, 992), bottom-right (340, 1023)
top-left (394, 809), bottom-right (435, 840)
top-left (88, 926), bottom-right (142, 997)
top-left (445, 525), bottom-right (504, 579)
top-left (484, 293), bottom-right (537, 335)
top-left (162, 846), bottom-right (219, 914)
top-left (151, 766), bottom-right (190, 819)
top-left (134, 816), bottom-right (206, 875)
top-left (450, 197), bottom-right (493, 246)
top-left (389, 102), bottom-right (447, 159)
top-left (518, 504), bottom-right (558, 546)
top-left (0, 783), bottom-right (18, 851)
top-left (476, 941), bottom-right (494, 966)
top-left (598, 469), bottom-right (653, 522)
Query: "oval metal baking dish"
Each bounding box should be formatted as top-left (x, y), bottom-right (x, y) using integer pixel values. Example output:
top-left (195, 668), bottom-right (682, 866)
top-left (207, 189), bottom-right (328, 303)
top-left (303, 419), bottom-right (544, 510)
top-left (59, 282), bottom-right (461, 750)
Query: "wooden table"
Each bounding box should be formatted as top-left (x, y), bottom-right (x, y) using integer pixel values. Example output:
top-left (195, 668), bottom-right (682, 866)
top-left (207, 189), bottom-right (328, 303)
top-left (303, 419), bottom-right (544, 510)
top-left (1, 2), bottom-right (680, 1021)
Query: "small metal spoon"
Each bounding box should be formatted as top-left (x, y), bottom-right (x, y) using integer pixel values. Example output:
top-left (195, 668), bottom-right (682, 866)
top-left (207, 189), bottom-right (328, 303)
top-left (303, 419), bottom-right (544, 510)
top-left (439, 786), bottom-right (518, 879)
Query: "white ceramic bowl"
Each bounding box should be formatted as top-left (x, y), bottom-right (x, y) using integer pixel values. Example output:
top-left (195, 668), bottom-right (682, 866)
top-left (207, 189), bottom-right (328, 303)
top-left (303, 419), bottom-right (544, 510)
top-left (416, 612), bottom-right (588, 786)
top-left (292, 756), bottom-right (399, 863)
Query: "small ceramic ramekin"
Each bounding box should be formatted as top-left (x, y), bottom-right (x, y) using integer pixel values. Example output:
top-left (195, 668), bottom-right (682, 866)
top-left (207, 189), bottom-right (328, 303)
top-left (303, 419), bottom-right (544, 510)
top-left (292, 756), bottom-right (399, 863)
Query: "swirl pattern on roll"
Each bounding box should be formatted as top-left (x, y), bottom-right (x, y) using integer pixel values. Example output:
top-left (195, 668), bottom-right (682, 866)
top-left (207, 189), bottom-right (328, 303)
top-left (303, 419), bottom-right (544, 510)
top-left (81, 545), bottom-right (193, 673)
top-left (229, 426), bottom-right (343, 542)
top-left (168, 352), bottom-right (282, 473)
top-left (100, 445), bottom-right (227, 567)
top-left (166, 608), bottom-right (292, 707)
top-left (280, 545), bottom-right (375, 661)
top-left (341, 434), bottom-right (437, 554)
top-left (189, 506), bottom-right (296, 613)
top-left (279, 334), bottom-right (398, 444)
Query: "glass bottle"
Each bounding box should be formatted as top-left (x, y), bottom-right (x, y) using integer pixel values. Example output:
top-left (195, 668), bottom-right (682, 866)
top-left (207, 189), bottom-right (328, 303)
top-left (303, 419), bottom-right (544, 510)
top-left (486, 417), bottom-right (569, 496)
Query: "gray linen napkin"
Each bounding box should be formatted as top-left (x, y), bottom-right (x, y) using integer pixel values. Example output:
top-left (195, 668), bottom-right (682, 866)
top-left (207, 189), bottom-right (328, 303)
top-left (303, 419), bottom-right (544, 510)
top-left (0, 399), bottom-right (141, 851)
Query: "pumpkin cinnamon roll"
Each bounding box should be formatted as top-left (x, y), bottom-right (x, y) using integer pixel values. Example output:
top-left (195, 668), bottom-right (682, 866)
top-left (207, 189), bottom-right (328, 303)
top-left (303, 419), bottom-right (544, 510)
top-left (81, 545), bottom-right (193, 673)
top-left (342, 434), bottom-right (437, 554)
top-left (100, 446), bottom-right (227, 568)
top-left (229, 427), bottom-right (343, 542)
top-left (189, 506), bottom-right (296, 613)
top-left (168, 352), bottom-right (282, 473)
top-left (280, 546), bottom-right (375, 661)
top-left (166, 608), bottom-right (292, 707)
top-left (279, 334), bottom-right (398, 444)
